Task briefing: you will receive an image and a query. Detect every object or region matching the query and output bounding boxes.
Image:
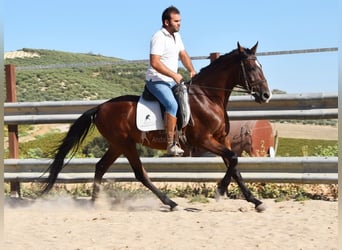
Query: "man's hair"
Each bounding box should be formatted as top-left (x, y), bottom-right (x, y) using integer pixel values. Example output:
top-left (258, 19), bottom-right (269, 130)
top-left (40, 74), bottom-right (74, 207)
top-left (162, 6), bottom-right (180, 26)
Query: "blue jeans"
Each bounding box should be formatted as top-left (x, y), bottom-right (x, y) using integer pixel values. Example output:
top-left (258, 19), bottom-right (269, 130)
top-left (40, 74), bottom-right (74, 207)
top-left (145, 80), bottom-right (178, 117)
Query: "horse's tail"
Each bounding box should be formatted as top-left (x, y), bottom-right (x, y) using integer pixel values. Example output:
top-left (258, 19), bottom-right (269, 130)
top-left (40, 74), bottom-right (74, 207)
top-left (41, 106), bottom-right (98, 195)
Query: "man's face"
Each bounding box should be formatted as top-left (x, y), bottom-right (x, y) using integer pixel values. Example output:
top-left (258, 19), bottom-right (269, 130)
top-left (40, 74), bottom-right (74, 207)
top-left (165, 13), bottom-right (181, 33)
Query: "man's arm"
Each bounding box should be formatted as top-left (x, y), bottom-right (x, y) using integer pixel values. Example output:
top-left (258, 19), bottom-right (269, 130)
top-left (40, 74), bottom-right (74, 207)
top-left (150, 54), bottom-right (184, 84)
top-left (179, 50), bottom-right (196, 78)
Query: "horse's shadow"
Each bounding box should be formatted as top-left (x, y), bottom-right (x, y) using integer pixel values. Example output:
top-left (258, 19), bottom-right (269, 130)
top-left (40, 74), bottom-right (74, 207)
top-left (160, 204), bottom-right (202, 213)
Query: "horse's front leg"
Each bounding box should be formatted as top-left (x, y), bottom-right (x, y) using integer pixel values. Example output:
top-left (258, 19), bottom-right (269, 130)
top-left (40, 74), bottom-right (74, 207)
top-left (222, 150), bottom-right (266, 212)
top-left (200, 139), bottom-right (236, 199)
top-left (202, 137), bottom-right (266, 212)
top-left (216, 154), bottom-right (235, 197)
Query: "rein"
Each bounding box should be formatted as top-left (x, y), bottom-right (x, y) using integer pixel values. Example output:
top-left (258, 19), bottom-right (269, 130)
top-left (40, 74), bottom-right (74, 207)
top-left (187, 83), bottom-right (250, 94)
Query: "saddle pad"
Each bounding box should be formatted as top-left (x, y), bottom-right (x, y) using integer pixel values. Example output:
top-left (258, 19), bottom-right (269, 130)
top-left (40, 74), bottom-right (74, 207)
top-left (136, 96), bottom-right (164, 131)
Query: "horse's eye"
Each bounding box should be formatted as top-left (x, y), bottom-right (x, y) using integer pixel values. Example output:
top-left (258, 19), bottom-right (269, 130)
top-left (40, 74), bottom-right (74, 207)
top-left (247, 66), bottom-right (256, 71)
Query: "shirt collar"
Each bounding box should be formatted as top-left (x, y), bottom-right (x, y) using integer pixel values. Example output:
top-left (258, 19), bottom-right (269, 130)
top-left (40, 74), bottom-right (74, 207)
top-left (161, 27), bottom-right (175, 37)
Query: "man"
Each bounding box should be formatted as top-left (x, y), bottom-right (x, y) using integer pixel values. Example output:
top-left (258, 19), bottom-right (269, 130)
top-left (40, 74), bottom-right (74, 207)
top-left (145, 6), bottom-right (196, 156)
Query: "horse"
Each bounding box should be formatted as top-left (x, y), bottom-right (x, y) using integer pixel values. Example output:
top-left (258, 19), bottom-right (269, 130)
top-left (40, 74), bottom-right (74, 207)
top-left (41, 42), bottom-right (272, 212)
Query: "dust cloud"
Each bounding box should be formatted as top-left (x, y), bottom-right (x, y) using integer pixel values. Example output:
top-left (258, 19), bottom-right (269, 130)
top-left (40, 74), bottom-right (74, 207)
top-left (4, 187), bottom-right (162, 212)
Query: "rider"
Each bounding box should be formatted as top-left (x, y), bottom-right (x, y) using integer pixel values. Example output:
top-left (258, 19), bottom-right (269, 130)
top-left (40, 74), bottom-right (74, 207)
top-left (145, 6), bottom-right (196, 156)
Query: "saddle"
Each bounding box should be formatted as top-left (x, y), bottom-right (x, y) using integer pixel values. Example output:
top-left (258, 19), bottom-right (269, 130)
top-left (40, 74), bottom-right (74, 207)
top-left (136, 82), bottom-right (191, 132)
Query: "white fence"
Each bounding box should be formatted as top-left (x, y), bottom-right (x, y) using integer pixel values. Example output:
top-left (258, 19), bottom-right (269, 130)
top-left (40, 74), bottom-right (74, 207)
top-left (4, 92), bottom-right (338, 184)
top-left (4, 157), bottom-right (338, 184)
top-left (4, 92), bottom-right (337, 124)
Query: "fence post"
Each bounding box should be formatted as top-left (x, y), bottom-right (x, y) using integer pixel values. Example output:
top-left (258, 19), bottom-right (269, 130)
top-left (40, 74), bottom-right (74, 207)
top-left (210, 52), bottom-right (220, 62)
top-left (5, 64), bottom-right (21, 197)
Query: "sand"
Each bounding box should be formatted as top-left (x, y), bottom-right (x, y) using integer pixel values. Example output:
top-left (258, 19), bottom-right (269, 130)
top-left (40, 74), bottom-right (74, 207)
top-left (272, 122), bottom-right (337, 140)
top-left (4, 194), bottom-right (337, 250)
top-left (3, 123), bottom-right (338, 249)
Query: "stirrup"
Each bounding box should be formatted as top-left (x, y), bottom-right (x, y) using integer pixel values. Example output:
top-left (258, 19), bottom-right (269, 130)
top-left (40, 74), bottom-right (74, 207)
top-left (166, 143), bottom-right (184, 156)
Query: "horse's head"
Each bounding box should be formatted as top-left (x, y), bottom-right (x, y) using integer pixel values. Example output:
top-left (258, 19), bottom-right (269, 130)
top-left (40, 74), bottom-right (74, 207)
top-left (237, 42), bottom-right (272, 103)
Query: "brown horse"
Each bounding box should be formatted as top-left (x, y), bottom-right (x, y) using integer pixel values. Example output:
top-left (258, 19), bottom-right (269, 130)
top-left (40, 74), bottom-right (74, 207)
top-left (42, 42), bottom-right (271, 212)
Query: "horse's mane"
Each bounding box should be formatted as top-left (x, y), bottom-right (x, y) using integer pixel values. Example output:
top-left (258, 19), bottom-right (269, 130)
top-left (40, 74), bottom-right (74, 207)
top-left (198, 49), bottom-right (239, 74)
top-left (198, 46), bottom-right (254, 74)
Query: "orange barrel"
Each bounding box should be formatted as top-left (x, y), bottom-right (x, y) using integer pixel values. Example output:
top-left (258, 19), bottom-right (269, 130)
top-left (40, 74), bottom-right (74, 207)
top-left (228, 120), bottom-right (275, 157)
top-left (189, 120), bottom-right (275, 157)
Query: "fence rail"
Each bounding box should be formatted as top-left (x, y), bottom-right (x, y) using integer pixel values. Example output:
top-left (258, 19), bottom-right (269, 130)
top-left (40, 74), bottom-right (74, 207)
top-left (4, 92), bottom-right (338, 124)
top-left (4, 157), bottom-right (338, 184)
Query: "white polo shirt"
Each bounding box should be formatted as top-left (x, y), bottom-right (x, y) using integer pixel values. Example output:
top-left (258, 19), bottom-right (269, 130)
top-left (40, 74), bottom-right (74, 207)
top-left (145, 28), bottom-right (185, 82)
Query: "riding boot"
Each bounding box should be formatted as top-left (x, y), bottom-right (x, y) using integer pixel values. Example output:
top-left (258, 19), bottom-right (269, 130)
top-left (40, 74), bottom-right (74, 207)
top-left (165, 112), bottom-right (184, 156)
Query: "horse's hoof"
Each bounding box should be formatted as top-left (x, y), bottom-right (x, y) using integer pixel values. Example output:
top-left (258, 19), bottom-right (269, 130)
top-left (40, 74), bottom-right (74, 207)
top-left (170, 204), bottom-right (179, 211)
top-left (255, 203), bottom-right (266, 212)
top-left (215, 188), bottom-right (225, 201)
top-left (167, 199), bottom-right (178, 211)
top-left (170, 205), bottom-right (181, 211)
top-left (215, 188), bottom-right (224, 201)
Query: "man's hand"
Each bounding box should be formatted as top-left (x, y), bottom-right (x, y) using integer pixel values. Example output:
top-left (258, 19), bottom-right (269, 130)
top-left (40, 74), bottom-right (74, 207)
top-left (174, 73), bottom-right (184, 84)
top-left (190, 71), bottom-right (196, 78)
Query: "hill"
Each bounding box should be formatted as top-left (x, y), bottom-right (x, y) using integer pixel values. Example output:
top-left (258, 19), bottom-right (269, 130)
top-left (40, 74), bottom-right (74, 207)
top-left (4, 48), bottom-right (195, 102)
top-left (5, 49), bottom-right (148, 101)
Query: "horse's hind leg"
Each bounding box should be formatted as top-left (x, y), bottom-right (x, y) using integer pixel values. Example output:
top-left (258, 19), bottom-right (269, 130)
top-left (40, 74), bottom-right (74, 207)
top-left (124, 142), bottom-right (178, 210)
top-left (92, 146), bottom-right (121, 201)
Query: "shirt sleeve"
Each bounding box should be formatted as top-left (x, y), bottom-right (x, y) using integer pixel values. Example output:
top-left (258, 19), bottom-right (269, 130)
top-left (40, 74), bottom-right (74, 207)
top-left (150, 32), bottom-right (164, 55)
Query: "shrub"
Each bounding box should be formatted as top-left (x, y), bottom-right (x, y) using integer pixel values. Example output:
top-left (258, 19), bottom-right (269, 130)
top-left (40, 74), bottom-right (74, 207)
top-left (314, 144), bottom-right (338, 156)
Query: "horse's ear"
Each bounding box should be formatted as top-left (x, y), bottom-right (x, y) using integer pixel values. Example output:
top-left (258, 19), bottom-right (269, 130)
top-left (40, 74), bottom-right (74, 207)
top-left (237, 42), bottom-right (244, 53)
top-left (251, 42), bottom-right (259, 54)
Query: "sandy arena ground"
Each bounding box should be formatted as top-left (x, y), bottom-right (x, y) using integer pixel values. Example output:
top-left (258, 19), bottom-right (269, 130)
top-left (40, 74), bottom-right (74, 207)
top-left (272, 122), bottom-right (338, 140)
top-left (4, 122), bottom-right (338, 249)
top-left (4, 194), bottom-right (337, 250)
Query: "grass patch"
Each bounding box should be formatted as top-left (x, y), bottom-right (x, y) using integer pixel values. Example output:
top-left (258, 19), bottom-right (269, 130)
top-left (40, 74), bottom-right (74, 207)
top-left (277, 137), bottom-right (337, 156)
top-left (6, 182), bottom-right (337, 203)
top-left (188, 195), bottom-right (210, 204)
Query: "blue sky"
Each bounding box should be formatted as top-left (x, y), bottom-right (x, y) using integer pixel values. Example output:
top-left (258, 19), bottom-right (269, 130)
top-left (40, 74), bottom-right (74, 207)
top-left (4, 0), bottom-right (338, 93)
